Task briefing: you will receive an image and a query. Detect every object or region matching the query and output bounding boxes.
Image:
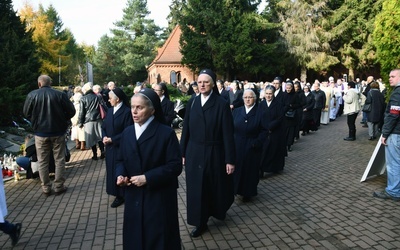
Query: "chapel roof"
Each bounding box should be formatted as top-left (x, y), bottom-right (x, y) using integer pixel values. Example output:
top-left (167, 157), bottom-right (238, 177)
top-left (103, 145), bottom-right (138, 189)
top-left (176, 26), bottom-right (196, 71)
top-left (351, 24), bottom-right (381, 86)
top-left (151, 25), bottom-right (182, 65)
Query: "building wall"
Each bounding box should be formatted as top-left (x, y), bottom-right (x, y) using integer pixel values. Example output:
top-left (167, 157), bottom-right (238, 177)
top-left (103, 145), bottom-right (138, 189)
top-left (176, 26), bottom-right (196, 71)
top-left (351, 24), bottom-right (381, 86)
top-left (148, 64), bottom-right (196, 84)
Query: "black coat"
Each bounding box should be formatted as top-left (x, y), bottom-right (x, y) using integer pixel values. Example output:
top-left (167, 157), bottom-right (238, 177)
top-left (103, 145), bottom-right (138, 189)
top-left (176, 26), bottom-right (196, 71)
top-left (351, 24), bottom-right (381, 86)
top-left (302, 93), bottom-right (315, 121)
top-left (232, 105), bottom-right (266, 197)
top-left (312, 89), bottom-right (326, 110)
top-left (116, 120), bottom-right (182, 250)
top-left (220, 89), bottom-right (230, 103)
top-left (180, 92), bottom-right (235, 226)
top-left (274, 89), bottom-right (286, 106)
top-left (79, 90), bottom-right (101, 125)
top-left (161, 97), bottom-right (175, 127)
top-left (365, 89), bottom-right (385, 123)
top-left (229, 89), bottom-right (244, 109)
top-left (101, 104), bottom-right (133, 197)
top-left (284, 90), bottom-right (302, 127)
top-left (259, 98), bottom-right (286, 173)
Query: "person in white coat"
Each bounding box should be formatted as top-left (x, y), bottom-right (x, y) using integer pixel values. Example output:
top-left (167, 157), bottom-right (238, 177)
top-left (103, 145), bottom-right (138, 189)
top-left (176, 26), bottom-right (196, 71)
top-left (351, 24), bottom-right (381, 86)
top-left (343, 81), bottom-right (361, 141)
top-left (0, 170), bottom-right (22, 246)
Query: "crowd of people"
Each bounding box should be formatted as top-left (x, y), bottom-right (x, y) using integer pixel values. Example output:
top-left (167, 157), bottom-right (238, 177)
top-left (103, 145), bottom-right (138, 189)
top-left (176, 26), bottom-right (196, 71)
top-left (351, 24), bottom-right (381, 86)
top-left (2, 70), bottom-right (396, 249)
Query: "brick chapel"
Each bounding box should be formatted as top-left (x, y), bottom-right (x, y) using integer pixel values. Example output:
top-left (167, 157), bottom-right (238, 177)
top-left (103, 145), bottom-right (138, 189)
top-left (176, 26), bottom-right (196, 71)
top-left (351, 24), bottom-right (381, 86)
top-left (147, 26), bottom-right (196, 85)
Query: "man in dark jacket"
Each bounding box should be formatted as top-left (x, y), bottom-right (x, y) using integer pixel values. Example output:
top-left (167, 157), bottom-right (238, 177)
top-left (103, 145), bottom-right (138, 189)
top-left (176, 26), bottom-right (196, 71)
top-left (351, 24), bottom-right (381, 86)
top-left (23, 75), bottom-right (75, 197)
top-left (373, 69), bottom-right (400, 201)
top-left (312, 82), bottom-right (326, 129)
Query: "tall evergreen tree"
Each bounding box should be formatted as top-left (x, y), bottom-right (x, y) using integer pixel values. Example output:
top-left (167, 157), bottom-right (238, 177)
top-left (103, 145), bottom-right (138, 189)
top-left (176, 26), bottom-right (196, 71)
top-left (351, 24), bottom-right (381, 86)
top-left (41, 4), bottom-right (85, 85)
top-left (93, 35), bottom-right (127, 85)
top-left (277, 0), bottom-right (339, 82)
top-left (110, 0), bottom-right (162, 84)
top-left (0, 0), bottom-right (40, 125)
top-left (373, 0), bottom-right (400, 81)
top-left (179, 0), bottom-right (278, 80)
top-left (329, 0), bottom-right (383, 80)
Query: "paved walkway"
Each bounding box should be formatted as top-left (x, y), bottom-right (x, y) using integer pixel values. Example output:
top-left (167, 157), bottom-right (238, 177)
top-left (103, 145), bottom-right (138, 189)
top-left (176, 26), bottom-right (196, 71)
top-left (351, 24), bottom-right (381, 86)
top-left (1, 115), bottom-right (400, 249)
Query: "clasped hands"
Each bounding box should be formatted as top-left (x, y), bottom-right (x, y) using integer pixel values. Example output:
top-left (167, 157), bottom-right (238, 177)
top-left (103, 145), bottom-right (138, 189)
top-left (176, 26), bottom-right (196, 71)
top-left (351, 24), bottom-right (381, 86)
top-left (117, 175), bottom-right (147, 187)
top-left (103, 136), bottom-right (112, 145)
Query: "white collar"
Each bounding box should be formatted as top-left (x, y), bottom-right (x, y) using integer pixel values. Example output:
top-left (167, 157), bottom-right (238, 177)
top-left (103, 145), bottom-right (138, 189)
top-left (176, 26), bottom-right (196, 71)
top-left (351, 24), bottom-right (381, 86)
top-left (134, 115), bottom-right (154, 140)
top-left (113, 102), bottom-right (123, 114)
top-left (201, 90), bottom-right (213, 106)
top-left (245, 104), bottom-right (255, 114)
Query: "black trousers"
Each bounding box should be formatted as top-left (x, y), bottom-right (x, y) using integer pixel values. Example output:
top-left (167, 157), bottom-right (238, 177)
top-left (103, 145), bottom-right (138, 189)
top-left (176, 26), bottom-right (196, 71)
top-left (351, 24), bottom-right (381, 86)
top-left (347, 113), bottom-right (357, 138)
top-left (313, 109), bottom-right (322, 127)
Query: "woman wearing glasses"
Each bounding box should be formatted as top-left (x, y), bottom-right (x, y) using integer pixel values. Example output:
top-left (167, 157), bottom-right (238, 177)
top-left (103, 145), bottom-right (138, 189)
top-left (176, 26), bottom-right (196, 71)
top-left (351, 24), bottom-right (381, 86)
top-left (232, 89), bottom-right (266, 202)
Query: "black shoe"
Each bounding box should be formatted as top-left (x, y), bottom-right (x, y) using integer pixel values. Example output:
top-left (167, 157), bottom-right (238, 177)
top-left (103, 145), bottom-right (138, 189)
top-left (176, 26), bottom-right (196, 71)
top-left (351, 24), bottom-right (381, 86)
top-left (368, 137), bottom-right (375, 140)
top-left (362, 124), bottom-right (368, 128)
top-left (343, 137), bottom-right (355, 141)
top-left (92, 156), bottom-right (98, 160)
top-left (43, 191), bottom-right (52, 197)
top-left (287, 146), bottom-right (292, 152)
top-left (190, 225), bottom-right (208, 238)
top-left (10, 223), bottom-right (22, 247)
top-left (373, 190), bottom-right (400, 201)
top-left (242, 196), bottom-right (252, 202)
top-left (100, 152), bottom-right (105, 159)
top-left (301, 132), bottom-right (306, 136)
top-left (55, 186), bottom-right (68, 196)
top-left (111, 197), bottom-right (125, 208)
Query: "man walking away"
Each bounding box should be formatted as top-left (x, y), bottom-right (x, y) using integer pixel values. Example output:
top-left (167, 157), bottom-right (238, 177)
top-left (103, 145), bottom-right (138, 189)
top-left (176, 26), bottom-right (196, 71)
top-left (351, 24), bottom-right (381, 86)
top-left (23, 75), bottom-right (76, 197)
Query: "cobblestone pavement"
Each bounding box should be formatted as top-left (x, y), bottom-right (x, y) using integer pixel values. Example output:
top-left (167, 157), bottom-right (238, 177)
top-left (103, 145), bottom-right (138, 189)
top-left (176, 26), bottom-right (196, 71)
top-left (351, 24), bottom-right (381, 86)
top-left (1, 114), bottom-right (400, 249)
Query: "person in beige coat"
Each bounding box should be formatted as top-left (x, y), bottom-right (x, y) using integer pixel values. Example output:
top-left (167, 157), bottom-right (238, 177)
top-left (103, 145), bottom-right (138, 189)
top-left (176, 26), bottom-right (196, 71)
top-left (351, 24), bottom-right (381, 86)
top-left (343, 81), bottom-right (361, 141)
top-left (70, 86), bottom-right (86, 149)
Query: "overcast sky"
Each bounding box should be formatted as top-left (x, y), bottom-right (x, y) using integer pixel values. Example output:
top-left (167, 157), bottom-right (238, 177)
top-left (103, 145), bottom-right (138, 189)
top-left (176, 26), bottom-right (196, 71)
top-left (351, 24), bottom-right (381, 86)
top-left (12, 0), bottom-right (172, 45)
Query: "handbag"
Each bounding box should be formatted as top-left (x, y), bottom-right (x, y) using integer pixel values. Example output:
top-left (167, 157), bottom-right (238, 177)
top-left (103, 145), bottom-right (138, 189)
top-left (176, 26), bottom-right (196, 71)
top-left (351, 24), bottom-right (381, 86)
top-left (99, 103), bottom-right (107, 119)
top-left (65, 144), bottom-right (71, 162)
top-left (285, 109), bottom-right (296, 118)
top-left (362, 103), bottom-right (372, 112)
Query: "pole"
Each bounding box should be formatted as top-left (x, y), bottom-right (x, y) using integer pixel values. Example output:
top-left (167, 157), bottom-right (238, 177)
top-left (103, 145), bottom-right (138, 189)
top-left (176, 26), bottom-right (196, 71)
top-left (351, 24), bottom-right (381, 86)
top-left (59, 56), bottom-right (61, 86)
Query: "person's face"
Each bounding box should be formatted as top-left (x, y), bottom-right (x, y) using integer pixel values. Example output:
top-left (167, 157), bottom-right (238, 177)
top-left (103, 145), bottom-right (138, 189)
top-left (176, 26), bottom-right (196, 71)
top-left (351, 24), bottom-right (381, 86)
top-left (265, 89), bottom-right (274, 102)
top-left (108, 83), bottom-right (115, 90)
top-left (304, 87), bottom-right (310, 93)
top-left (192, 86), bottom-right (199, 94)
top-left (313, 83), bottom-right (319, 90)
top-left (197, 74), bottom-right (214, 96)
top-left (108, 93), bottom-right (119, 107)
top-left (294, 84), bottom-right (300, 92)
top-left (389, 70), bottom-right (400, 87)
top-left (273, 81), bottom-right (281, 90)
top-left (243, 91), bottom-right (256, 107)
top-left (152, 85), bottom-right (163, 98)
top-left (286, 84), bottom-right (293, 93)
top-left (131, 95), bottom-right (154, 126)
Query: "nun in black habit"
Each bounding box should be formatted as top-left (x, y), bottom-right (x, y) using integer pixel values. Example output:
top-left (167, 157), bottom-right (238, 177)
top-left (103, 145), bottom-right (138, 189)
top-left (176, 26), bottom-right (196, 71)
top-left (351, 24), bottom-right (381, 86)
top-left (232, 89), bottom-right (266, 201)
top-left (116, 88), bottom-right (182, 250)
top-left (259, 85), bottom-right (286, 175)
top-left (180, 69), bottom-right (236, 238)
top-left (101, 88), bottom-right (133, 208)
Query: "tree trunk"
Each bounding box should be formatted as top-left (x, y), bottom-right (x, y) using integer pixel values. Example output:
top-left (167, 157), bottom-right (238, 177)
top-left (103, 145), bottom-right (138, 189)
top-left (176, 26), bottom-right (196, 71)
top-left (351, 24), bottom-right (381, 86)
top-left (300, 66), bottom-right (307, 83)
top-left (348, 67), bottom-right (354, 81)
